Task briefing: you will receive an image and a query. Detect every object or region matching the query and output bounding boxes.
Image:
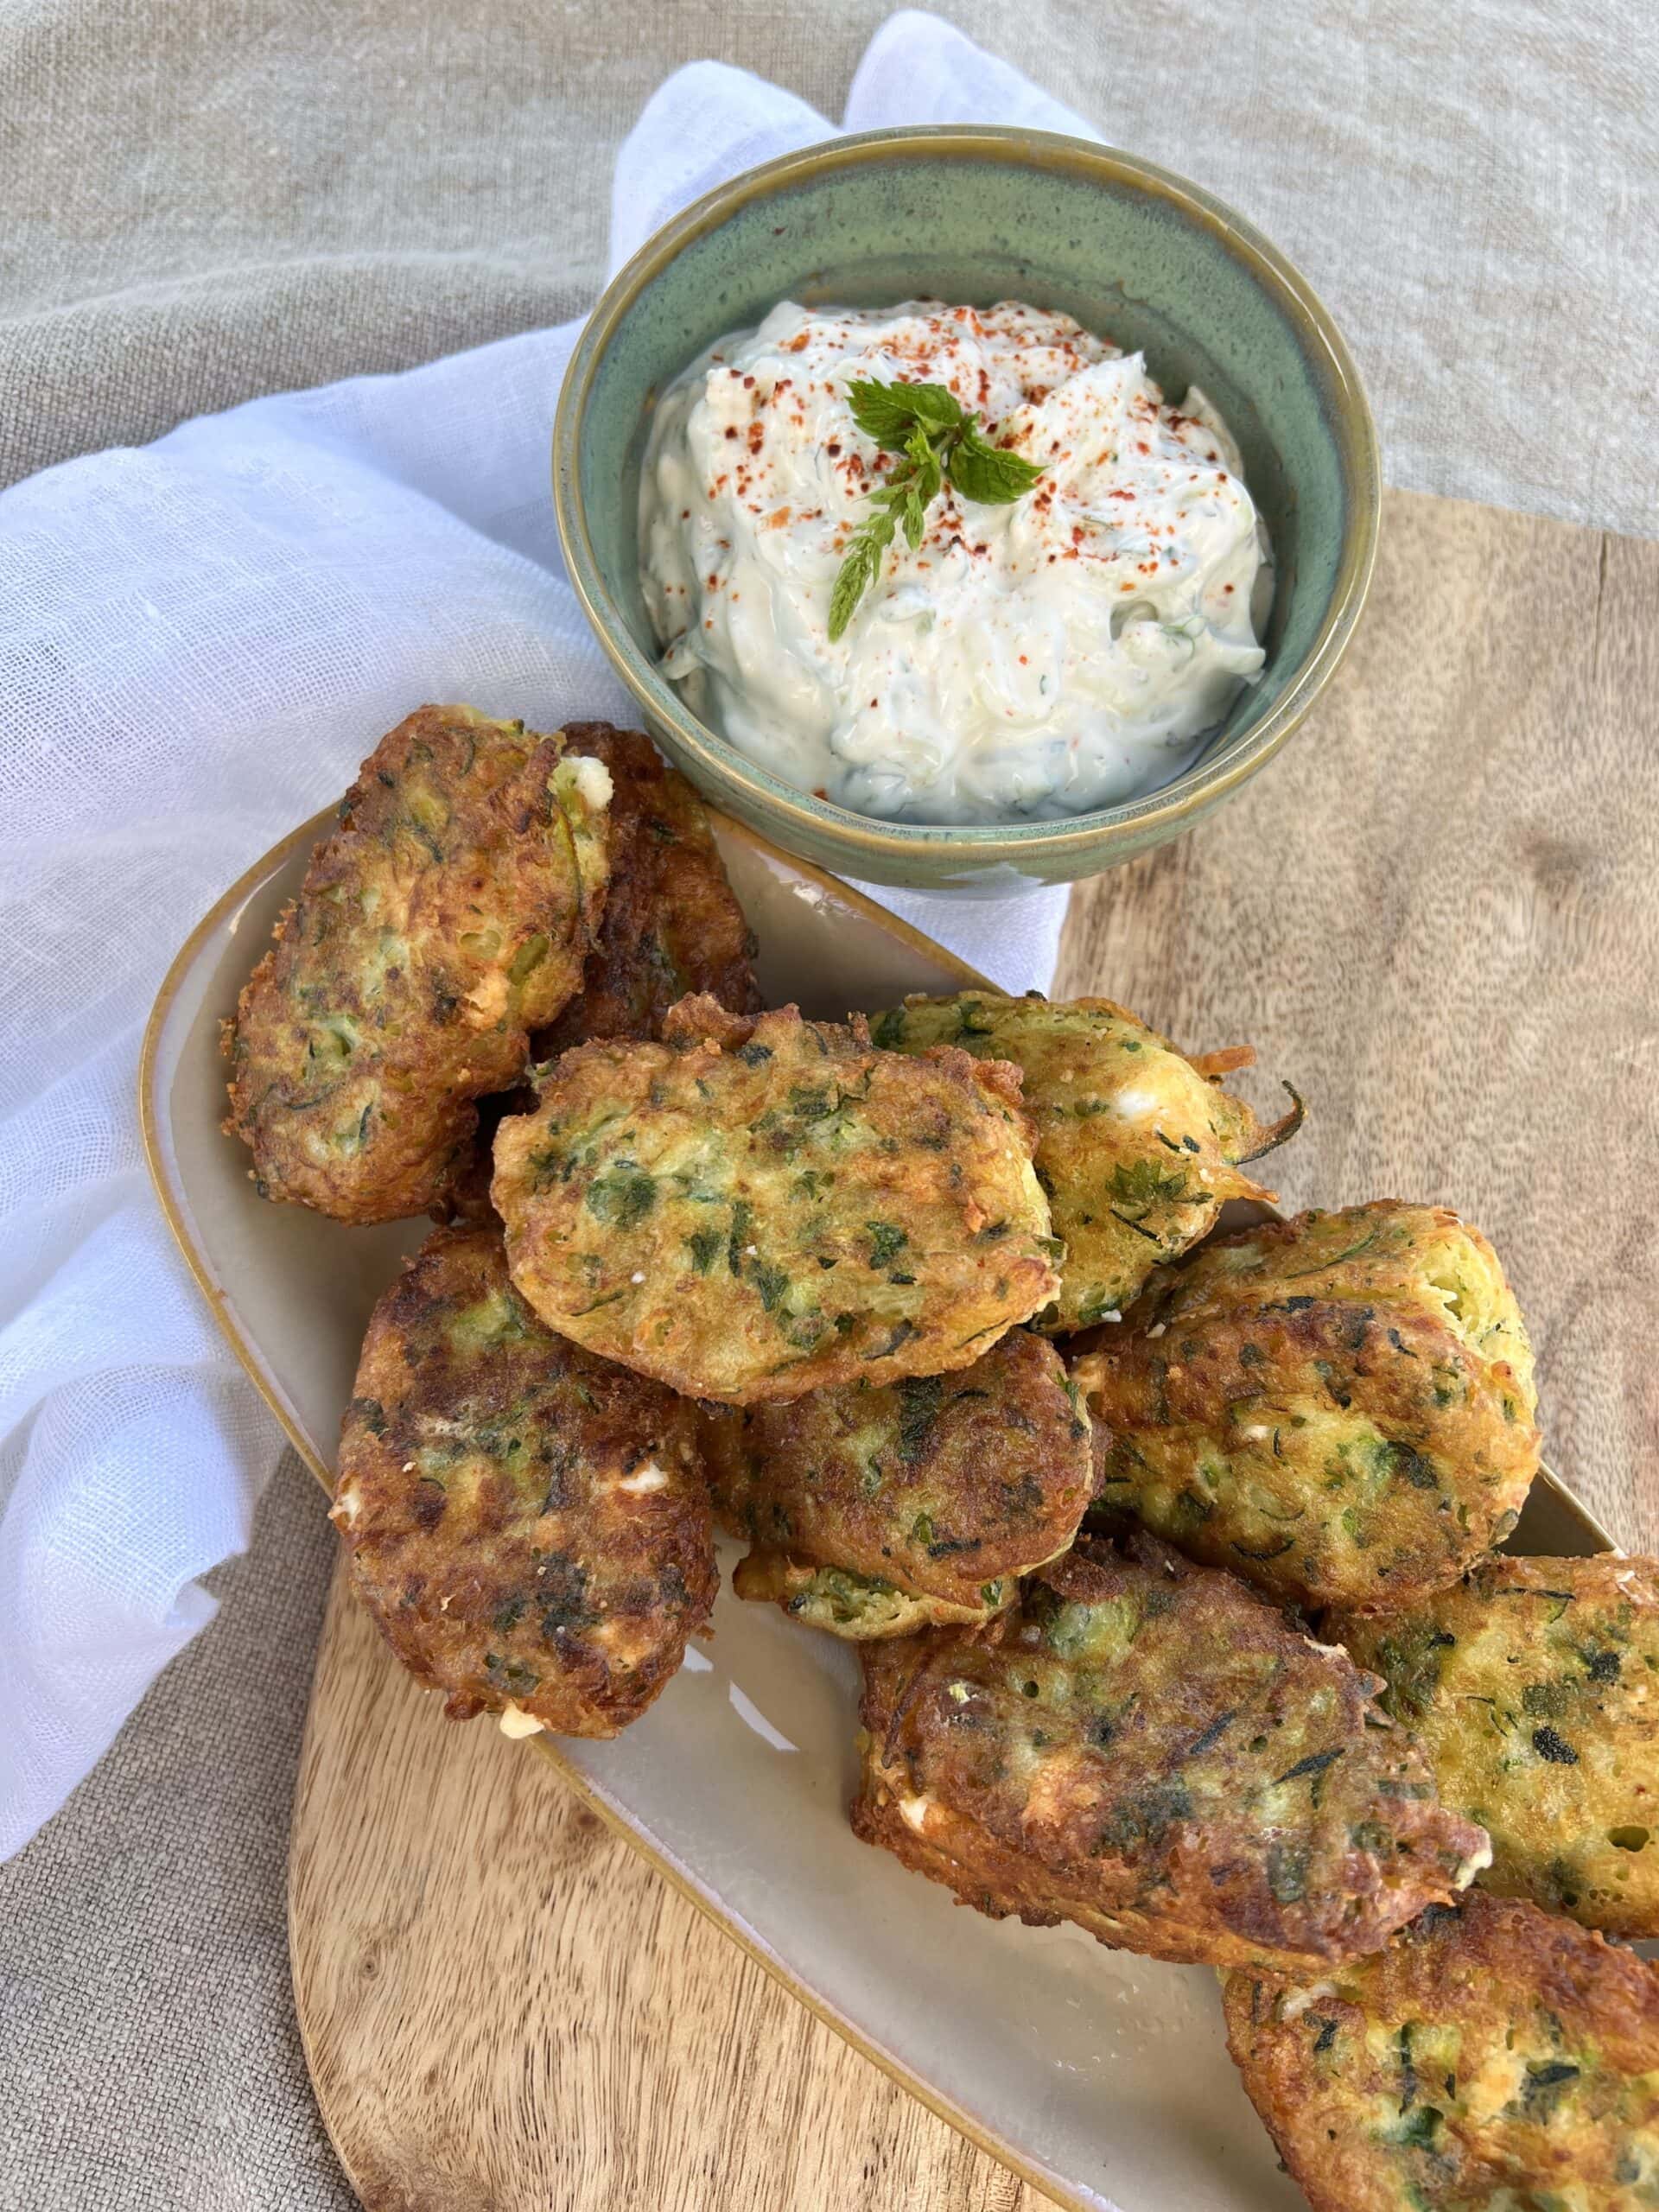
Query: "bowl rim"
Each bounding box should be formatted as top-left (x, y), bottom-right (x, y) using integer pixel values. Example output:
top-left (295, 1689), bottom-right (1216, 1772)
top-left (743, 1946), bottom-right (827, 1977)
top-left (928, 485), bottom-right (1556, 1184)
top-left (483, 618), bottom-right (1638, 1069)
top-left (554, 122), bottom-right (1381, 862)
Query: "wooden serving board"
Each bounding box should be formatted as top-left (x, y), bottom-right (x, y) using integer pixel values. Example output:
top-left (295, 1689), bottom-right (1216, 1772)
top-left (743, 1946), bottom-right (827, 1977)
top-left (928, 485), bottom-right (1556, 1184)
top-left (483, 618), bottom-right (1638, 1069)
top-left (290, 487), bottom-right (1659, 2212)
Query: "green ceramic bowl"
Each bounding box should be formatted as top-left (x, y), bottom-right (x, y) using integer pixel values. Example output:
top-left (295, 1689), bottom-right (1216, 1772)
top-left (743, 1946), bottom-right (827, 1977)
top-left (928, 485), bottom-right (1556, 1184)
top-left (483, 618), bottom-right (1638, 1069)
top-left (554, 125), bottom-right (1379, 895)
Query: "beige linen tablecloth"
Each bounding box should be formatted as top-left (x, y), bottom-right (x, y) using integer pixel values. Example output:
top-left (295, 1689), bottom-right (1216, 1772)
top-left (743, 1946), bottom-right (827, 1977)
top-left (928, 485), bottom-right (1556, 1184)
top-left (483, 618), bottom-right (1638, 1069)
top-left (4, 0), bottom-right (1656, 532)
top-left (2, 4), bottom-right (1654, 2206)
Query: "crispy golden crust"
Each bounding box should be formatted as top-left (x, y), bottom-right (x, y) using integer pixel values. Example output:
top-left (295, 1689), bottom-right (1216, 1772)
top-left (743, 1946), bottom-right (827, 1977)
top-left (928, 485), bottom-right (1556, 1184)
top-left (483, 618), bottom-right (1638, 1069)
top-left (1074, 1203), bottom-right (1541, 1612)
top-left (702, 1329), bottom-right (1093, 1637)
top-left (491, 999), bottom-right (1058, 1404)
top-left (224, 705), bottom-right (610, 1224)
top-left (1224, 1892), bottom-right (1659, 2211)
top-left (537, 725), bottom-right (760, 1050)
top-left (1332, 1554), bottom-right (1659, 1939)
top-left (868, 991), bottom-right (1297, 1333)
top-left (851, 1534), bottom-right (1490, 1974)
top-left (333, 1224), bottom-right (715, 1737)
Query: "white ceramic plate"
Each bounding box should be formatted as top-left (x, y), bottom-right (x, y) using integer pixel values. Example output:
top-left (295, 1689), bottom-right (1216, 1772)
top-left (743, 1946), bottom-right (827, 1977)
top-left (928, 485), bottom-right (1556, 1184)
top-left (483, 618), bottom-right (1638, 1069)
top-left (141, 810), bottom-right (1616, 2212)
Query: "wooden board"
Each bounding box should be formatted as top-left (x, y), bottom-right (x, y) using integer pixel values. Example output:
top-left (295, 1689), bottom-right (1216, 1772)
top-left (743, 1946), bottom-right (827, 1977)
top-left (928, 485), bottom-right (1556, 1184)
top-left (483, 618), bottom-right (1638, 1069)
top-left (290, 486), bottom-right (1659, 2212)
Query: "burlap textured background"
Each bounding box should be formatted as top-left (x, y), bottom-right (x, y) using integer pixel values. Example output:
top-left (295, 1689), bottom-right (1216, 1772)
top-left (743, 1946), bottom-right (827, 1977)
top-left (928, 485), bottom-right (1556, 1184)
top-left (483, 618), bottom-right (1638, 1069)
top-left (1, 3), bottom-right (1653, 2207)
top-left (4, 0), bottom-right (1656, 536)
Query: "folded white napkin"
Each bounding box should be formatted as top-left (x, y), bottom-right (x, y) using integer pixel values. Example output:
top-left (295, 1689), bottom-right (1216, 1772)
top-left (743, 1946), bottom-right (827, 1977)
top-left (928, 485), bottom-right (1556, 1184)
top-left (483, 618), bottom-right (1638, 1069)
top-left (0, 9), bottom-right (1091, 1858)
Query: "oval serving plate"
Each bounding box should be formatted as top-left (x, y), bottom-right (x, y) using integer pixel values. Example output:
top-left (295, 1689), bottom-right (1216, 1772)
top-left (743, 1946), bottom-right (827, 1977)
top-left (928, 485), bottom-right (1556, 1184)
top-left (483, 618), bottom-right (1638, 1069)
top-left (141, 810), bottom-right (1617, 2212)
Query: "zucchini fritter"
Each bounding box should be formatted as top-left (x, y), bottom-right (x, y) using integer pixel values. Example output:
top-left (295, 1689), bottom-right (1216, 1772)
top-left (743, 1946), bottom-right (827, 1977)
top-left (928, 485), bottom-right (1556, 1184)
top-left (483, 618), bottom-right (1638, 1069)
top-left (1224, 1892), bottom-right (1659, 2212)
top-left (1333, 1554), bottom-right (1659, 1938)
top-left (702, 1330), bottom-right (1093, 1637)
top-left (492, 998), bottom-right (1058, 1404)
top-left (537, 724), bottom-right (760, 1049)
top-left (852, 1534), bottom-right (1490, 1974)
top-left (435, 727), bottom-right (761, 1226)
top-left (867, 990), bottom-right (1298, 1332)
top-left (333, 1224), bottom-right (715, 1738)
top-left (225, 705), bottom-right (611, 1224)
top-left (1074, 1203), bottom-right (1541, 1613)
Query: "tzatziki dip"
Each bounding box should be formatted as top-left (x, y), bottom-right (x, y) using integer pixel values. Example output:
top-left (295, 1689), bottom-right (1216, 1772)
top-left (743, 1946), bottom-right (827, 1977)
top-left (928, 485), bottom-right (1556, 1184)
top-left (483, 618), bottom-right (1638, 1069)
top-left (639, 300), bottom-right (1269, 826)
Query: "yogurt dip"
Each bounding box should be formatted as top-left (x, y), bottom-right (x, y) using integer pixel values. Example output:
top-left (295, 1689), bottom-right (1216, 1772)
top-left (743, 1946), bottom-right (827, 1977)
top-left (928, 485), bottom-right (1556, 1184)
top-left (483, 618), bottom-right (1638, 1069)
top-left (639, 300), bottom-right (1270, 827)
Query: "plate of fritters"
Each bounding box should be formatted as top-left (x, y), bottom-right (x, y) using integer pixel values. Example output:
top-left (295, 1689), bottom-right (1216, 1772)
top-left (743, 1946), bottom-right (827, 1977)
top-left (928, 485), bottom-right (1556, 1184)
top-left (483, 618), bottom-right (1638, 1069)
top-left (143, 707), bottom-right (1656, 2212)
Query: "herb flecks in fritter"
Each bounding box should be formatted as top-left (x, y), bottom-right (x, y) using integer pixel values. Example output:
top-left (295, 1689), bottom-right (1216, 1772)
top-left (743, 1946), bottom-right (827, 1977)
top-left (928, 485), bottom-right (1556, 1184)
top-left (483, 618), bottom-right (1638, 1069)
top-left (1224, 1891), bottom-right (1659, 2212)
top-left (702, 1329), bottom-right (1093, 1637)
top-left (224, 705), bottom-right (611, 1224)
top-left (1074, 1202), bottom-right (1540, 1613)
top-left (867, 991), bottom-right (1298, 1332)
top-left (491, 997), bottom-right (1058, 1404)
top-left (1333, 1553), bottom-right (1659, 1938)
top-left (333, 1224), bottom-right (715, 1737)
top-left (537, 724), bottom-right (760, 1049)
top-left (852, 1533), bottom-right (1490, 1974)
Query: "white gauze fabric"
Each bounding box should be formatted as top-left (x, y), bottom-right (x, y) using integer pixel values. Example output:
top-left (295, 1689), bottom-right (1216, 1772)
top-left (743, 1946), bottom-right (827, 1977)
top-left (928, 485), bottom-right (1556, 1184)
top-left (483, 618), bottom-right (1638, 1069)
top-left (0, 12), bottom-right (1088, 1858)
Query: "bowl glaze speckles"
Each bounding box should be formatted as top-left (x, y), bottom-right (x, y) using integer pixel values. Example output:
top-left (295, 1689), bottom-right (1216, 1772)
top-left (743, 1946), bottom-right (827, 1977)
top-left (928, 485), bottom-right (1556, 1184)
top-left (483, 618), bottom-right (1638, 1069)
top-left (555, 126), bottom-right (1379, 895)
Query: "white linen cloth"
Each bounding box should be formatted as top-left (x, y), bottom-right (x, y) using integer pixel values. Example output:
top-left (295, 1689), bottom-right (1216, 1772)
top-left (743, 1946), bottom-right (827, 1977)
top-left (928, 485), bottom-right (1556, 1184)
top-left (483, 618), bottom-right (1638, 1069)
top-left (0, 11), bottom-right (1084, 1858)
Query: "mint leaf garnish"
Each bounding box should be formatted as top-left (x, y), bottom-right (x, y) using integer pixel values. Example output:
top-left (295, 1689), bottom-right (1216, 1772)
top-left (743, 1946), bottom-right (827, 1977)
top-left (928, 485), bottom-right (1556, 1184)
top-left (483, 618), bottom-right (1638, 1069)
top-left (947, 417), bottom-right (1046, 505)
top-left (846, 378), bottom-right (961, 443)
top-left (828, 377), bottom-right (1045, 640)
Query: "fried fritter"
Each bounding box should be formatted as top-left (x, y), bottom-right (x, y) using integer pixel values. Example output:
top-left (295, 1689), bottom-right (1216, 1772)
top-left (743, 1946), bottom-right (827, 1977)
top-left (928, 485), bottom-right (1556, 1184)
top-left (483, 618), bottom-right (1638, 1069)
top-left (333, 1224), bottom-right (715, 1738)
top-left (1073, 1203), bottom-right (1541, 1613)
top-left (702, 1329), bottom-right (1093, 1637)
top-left (492, 998), bottom-right (1058, 1404)
top-left (537, 724), bottom-right (760, 1049)
top-left (852, 1533), bottom-right (1490, 1974)
top-left (225, 705), bottom-right (612, 1224)
top-left (1224, 1891), bottom-right (1659, 2212)
top-left (1332, 1554), bottom-right (1659, 1938)
top-left (867, 990), bottom-right (1299, 1333)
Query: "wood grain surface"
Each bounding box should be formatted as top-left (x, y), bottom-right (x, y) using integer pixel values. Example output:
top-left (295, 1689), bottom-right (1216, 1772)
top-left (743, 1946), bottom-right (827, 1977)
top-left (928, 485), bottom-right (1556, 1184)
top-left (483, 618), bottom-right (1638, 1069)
top-left (290, 487), bottom-right (1659, 2212)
